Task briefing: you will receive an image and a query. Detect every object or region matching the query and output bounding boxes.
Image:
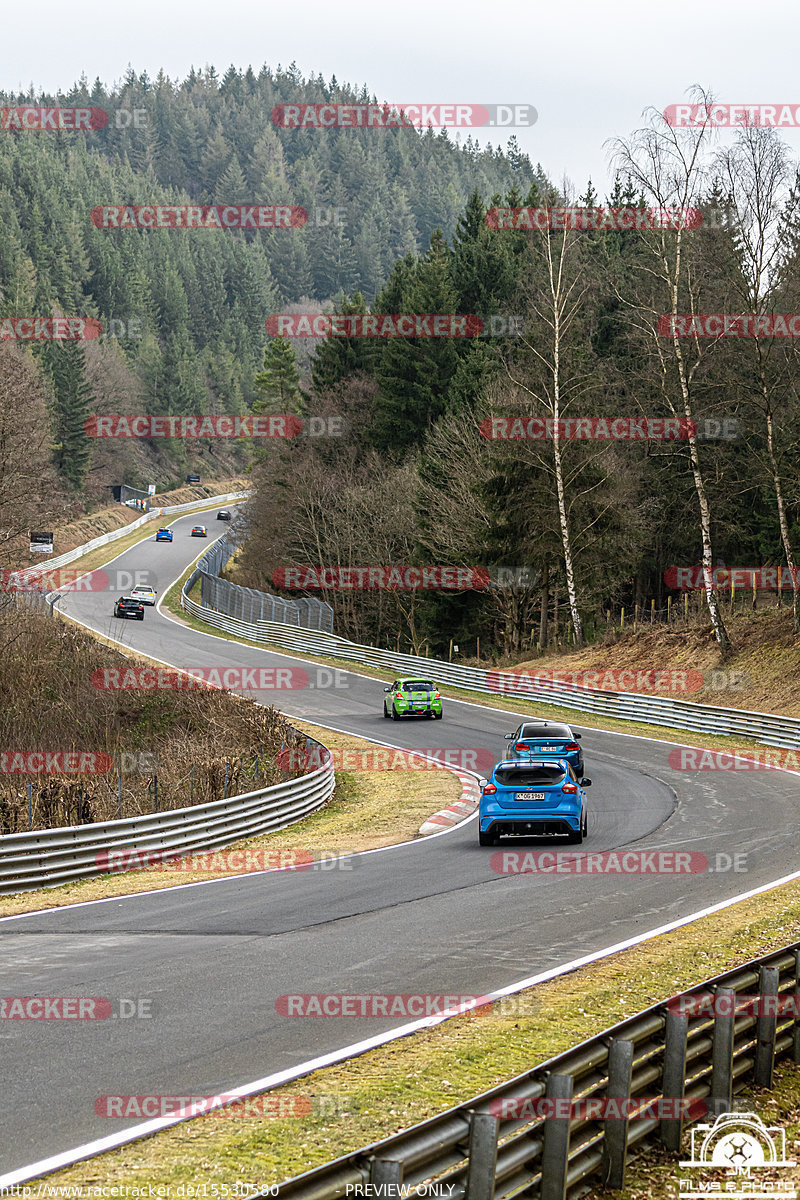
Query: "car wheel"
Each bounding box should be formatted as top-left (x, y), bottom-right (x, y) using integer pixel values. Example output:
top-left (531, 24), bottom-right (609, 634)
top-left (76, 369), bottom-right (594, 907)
top-left (566, 823), bottom-right (584, 845)
top-left (138, 614), bottom-right (144, 621)
top-left (479, 829), bottom-right (496, 847)
top-left (582, 810), bottom-right (588, 837)
top-left (383, 704), bottom-right (390, 719)
top-left (433, 710), bottom-right (443, 720)
top-left (391, 706), bottom-right (399, 720)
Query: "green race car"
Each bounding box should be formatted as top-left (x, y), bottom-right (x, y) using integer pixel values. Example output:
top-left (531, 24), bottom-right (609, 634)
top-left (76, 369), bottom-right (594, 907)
top-left (383, 677), bottom-right (443, 720)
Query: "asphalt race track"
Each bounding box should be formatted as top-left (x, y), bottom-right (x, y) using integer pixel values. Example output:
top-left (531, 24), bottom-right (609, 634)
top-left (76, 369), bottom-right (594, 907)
top-left (2, 507), bottom-right (799, 1175)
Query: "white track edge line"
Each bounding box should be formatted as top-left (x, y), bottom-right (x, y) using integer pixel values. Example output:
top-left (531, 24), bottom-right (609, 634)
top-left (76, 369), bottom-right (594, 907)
top-left (5, 863), bottom-right (800, 1186)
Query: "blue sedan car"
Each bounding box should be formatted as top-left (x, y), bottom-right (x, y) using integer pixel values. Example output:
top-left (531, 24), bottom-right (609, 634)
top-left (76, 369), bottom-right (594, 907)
top-left (478, 757), bottom-right (590, 846)
top-left (503, 720), bottom-right (584, 777)
top-left (155, 528), bottom-right (173, 542)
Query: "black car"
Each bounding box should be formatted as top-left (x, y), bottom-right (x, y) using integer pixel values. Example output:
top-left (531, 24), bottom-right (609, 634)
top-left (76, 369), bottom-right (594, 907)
top-left (114, 596), bottom-right (144, 621)
top-left (216, 509), bottom-right (232, 521)
top-left (186, 473), bottom-right (201, 484)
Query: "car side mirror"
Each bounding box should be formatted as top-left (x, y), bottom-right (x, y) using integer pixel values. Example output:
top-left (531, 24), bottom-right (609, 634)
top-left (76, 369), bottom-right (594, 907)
top-left (504, 733), bottom-right (513, 740)
top-left (478, 778), bottom-right (488, 789)
top-left (384, 686), bottom-right (391, 692)
top-left (574, 733), bottom-right (582, 739)
top-left (581, 778), bottom-right (592, 786)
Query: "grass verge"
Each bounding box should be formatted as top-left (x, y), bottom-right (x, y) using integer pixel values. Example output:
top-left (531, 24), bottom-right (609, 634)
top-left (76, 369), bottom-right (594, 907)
top-left (0, 718), bottom-right (460, 918)
top-left (34, 872), bottom-right (800, 1192)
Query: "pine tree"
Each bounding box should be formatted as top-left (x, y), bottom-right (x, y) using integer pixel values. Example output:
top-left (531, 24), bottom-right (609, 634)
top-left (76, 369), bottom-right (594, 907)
top-left (254, 336), bottom-right (302, 415)
top-left (46, 340), bottom-right (93, 489)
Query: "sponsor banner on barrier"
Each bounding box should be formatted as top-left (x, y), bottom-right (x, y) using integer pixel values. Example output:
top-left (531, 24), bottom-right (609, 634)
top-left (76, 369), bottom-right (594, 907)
top-left (490, 850), bottom-right (748, 875)
top-left (666, 565), bottom-right (799, 589)
top-left (277, 747), bottom-right (494, 772)
top-left (0, 751), bottom-right (113, 775)
top-left (84, 414), bottom-right (303, 438)
top-left (485, 206), bottom-right (702, 232)
top-left (272, 565), bottom-right (490, 590)
top-left (668, 748), bottom-right (800, 771)
top-left (91, 205), bottom-right (307, 230)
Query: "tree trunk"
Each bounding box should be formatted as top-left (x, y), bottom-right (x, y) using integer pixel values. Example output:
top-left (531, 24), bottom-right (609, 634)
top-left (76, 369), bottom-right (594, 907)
top-left (539, 561), bottom-right (550, 649)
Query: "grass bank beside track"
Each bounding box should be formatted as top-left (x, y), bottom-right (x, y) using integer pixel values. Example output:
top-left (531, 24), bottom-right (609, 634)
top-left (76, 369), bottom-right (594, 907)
top-left (22, 546), bottom-right (800, 1189)
top-left (161, 575), bottom-right (781, 757)
top-left (33, 877), bottom-right (800, 1193)
top-left (0, 716), bottom-right (460, 918)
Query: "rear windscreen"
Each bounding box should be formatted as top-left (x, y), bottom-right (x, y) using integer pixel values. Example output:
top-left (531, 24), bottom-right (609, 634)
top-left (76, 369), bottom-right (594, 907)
top-left (519, 726), bottom-right (571, 742)
top-left (403, 680), bottom-right (435, 691)
top-left (495, 767), bottom-right (566, 786)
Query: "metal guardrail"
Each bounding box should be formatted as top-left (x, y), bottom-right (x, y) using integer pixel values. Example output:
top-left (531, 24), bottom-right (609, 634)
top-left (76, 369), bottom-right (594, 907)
top-left (0, 737), bottom-right (335, 895)
top-left (178, 605), bottom-right (800, 751)
top-left (276, 942), bottom-right (800, 1199)
top-left (9, 489), bottom-right (250, 579)
top-left (189, 537), bottom-right (334, 632)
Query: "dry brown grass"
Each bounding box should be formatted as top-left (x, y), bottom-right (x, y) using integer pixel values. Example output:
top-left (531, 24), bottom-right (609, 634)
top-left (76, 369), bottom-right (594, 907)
top-left (0, 610), bottom-right (296, 833)
top-left (0, 718), bottom-right (461, 916)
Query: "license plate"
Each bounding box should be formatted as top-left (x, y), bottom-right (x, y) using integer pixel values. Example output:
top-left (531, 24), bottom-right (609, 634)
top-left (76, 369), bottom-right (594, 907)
top-left (540, 745), bottom-right (560, 751)
top-left (515, 791), bottom-right (546, 800)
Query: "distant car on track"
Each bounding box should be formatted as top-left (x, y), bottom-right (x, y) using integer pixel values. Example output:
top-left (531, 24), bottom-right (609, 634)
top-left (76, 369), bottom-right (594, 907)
top-left (114, 597), bottom-right (145, 621)
top-left (478, 757), bottom-right (591, 846)
top-left (503, 720), bottom-right (584, 776)
top-left (155, 528), bottom-right (173, 542)
top-left (129, 585), bottom-right (157, 605)
top-left (216, 510), bottom-right (232, 521)
top-left (383, 678), bottom-right (443, 720)
top-left (186, 474), bottom-right (201, 484)
top-left (190, 525), bottom-right (207, 537)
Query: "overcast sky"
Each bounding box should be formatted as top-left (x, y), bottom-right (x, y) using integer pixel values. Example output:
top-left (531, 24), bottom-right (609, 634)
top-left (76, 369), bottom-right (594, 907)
top-left (5, 0), bottom-right (800, 192)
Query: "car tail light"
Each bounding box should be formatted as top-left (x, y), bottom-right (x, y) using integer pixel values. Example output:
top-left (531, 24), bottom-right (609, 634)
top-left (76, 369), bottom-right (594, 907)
top-left (566, 742), bottom-right (580, 753)
top-left (562, 783), bottom-right (578, 794)
top-left (396, 692), bottom-right (403, 699)
top-left (482, 783), bottom-right (497, 794)
top-left (514, 742), bottom-right (528, 752)
top-left (434, 691), bottom-right (441, 698)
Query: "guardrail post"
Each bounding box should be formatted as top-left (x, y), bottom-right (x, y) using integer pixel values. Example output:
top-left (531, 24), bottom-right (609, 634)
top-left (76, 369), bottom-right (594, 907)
top-left (754, 966), bottom-right (779, 1087)
top-left (711, 987), bottom-right (735, 1114)
top-left (793, 950), bottom-right (800, 1063)
top-left (661, 1009), bottom-right (688, 1151)
top-left (465, 1111), bottom-right (498, 1200)
top-left (540, 1073), bottom-right (573, 1200)
top-left (370, 1158), bottom-right (402, 1197)
top-left (602, 1038), bottom-right (634, 1187)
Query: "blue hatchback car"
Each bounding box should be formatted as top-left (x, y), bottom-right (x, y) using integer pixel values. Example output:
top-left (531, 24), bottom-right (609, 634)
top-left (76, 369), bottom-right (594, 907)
top-left (155, 528), bottom-right (173, 542)
top-left (503, 720), bottom-right (584, 777)
top-left (478, 757), bottom-right (591, 846)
